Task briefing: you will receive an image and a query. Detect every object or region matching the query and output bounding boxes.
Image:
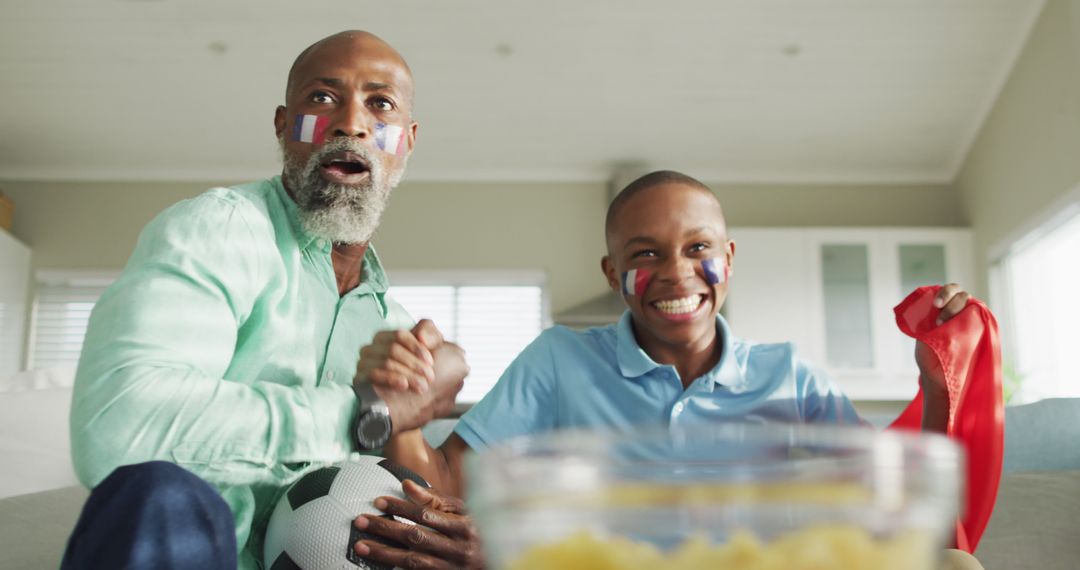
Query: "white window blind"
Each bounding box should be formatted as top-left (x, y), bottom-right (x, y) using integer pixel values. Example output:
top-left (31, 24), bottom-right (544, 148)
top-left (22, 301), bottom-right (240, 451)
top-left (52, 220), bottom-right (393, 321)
top-left (26, 269), bottom-right (551, 404)
top-left (389, 271), bottom-right (549, 403)
top-left (28, 272), bottom-right (117, 370)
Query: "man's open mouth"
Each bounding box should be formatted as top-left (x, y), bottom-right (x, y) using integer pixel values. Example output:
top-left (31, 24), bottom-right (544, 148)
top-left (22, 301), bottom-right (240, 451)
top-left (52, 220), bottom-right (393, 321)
top-left (320, 152), bottom-right (371, 182)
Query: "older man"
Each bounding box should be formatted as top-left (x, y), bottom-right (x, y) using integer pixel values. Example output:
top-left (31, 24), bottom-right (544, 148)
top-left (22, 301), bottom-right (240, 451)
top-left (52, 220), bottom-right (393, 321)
top-left (62, 31), bottom-right (475, 569)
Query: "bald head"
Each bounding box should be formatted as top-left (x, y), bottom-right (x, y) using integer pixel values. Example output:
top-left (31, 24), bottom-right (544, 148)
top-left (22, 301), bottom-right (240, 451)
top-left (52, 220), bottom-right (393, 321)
top-left (285, 30), bottom-right (414, 108)
top-left (604, 170), bottom-right (724, 251)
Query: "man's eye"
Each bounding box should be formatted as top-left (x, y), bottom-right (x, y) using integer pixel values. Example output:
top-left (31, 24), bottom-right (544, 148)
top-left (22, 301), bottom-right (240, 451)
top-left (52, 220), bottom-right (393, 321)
top-left (310, 91), bottom-right (334, 104)
top-left (371, 97), bottom-right (395, 111)
top-left (689, 242), bottom-right (709, 253)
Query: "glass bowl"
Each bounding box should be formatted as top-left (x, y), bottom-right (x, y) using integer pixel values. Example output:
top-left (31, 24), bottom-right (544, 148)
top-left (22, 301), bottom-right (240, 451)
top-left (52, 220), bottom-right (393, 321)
top-left (468, 423), bottom-right (962, 570)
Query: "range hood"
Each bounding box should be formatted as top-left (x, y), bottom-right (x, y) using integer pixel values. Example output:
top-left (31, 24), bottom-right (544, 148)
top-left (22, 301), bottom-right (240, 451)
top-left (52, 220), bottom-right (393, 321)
top-left (554, 290), bottom-right (627, 329)
top-left (553, 162), bottom-right (647, 330)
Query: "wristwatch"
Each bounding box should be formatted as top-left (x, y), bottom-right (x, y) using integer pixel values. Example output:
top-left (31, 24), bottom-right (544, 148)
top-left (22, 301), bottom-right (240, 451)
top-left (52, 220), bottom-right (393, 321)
top-left (352, 383), bottom-right (393, 451)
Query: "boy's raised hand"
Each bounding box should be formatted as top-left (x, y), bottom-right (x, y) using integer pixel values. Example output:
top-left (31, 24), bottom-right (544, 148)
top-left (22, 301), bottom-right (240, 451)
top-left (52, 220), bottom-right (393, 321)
top-left (914, 283), bottom-right (972, 431)
top-left (356, 320), bottom-right (446, 393)
top-left (354, 319), bottom-right (469, 422)
top-left (931, 283), bottom-right (971, 326)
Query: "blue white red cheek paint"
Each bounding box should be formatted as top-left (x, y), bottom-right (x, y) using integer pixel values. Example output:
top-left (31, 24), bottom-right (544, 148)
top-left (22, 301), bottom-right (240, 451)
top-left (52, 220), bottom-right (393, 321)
top-left (701, 257), bottom-right (731, 285)
top-left (374, 123), bottom-right (407, 156)
top-left (292, 115), bottom-right (329, 144)
top-left (620, 268), bottom-right (652, 296)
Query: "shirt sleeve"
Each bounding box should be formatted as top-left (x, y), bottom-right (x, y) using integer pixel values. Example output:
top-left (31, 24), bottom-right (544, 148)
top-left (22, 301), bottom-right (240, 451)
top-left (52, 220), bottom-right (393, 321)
top-left (798, 360), bottom-right (866, 426)
top-left (70, 190), bottom-right (357, 489)
top-left (453, 330), bottom-right (559, 452)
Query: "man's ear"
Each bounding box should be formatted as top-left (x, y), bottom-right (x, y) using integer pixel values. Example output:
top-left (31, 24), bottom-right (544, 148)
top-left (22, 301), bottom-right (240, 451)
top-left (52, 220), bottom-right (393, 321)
top-left (601, 256), bottom-right (620, 292)
top-left (404, 121), bottom-right (418, 156)
top-left (274, 106), bottom-right (287, 139)
top-left (725, 239), bottom-right (736, 269)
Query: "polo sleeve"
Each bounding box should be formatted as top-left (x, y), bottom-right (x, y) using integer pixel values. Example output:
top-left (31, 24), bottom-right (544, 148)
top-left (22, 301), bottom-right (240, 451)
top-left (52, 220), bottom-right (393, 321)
top-left (70, 191), bottom-right (356, 490)
top-left (453, 330), bottom-right (558, 452)
top-left (798, 361), bottom-right (866, 426)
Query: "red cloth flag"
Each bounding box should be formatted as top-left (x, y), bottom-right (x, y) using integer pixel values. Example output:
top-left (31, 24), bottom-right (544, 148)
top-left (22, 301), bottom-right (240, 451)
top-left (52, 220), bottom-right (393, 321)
top-left (888, 285), bottom-right (1004, 553)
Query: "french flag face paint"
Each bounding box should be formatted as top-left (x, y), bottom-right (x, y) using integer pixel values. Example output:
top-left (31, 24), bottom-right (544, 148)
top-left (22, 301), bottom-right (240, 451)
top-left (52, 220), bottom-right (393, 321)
top-left (701, 257), bottom-right (730, 285)
top-left (292, 114), bottom-right (329, 145)
top-left (620, 268), bottom-right (652, 297)
top-left (374, 123), bottom-right (407, 156)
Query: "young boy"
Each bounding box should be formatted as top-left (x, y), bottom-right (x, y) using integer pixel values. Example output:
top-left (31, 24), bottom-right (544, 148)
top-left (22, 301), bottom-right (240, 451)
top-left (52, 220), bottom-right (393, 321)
top-left (352, 170), bottom-right (986, 569)
top-left (364, 170), bottom-right (968, 500)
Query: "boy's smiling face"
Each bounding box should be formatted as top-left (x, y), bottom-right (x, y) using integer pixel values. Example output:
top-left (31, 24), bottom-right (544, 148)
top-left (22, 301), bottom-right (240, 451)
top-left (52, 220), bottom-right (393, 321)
top-left (602, 181), bottom-right (736, 352)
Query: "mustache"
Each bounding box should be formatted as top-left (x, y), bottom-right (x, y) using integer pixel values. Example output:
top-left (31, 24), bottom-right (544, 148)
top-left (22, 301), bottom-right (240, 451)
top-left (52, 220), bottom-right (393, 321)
top-left (307, 137), bottom-right (377, 168)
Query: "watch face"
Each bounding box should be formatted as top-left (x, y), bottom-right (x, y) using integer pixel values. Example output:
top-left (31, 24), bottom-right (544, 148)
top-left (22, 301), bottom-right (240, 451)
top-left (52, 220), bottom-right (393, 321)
top-left (356, 411), bottom-right (391, 450)
top-left (360, 417), bottom-right (389, 441)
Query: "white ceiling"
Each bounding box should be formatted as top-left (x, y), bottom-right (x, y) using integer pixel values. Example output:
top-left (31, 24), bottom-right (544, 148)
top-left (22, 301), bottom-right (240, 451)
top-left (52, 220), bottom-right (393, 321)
top-left (0, 0), bottom-right (1044, 184)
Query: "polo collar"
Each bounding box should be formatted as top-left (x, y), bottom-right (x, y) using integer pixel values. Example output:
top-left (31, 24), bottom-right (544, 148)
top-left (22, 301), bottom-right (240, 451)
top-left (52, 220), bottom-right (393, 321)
top-left (614, 311), bottom-right (746, 390)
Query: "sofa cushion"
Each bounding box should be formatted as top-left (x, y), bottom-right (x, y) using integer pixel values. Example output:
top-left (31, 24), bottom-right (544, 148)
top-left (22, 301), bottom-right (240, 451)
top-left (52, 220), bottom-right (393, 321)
top-left (0, 387), bottom-right (79, 498)
top-left (1003, 398), bottom-right (1080, 473)
top-left (0, 485), bottom-right (88, 569)
top-left (974, 469), bottom-right (1080, 570)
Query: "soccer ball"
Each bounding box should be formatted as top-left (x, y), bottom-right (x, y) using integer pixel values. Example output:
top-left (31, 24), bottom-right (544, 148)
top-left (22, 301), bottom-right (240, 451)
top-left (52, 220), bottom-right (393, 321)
top-left (263, 456), bottom-right (429, 570)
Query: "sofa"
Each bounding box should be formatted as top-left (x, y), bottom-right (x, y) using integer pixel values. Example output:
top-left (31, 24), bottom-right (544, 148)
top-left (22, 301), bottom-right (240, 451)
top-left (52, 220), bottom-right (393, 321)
top-left (1, 374), bottom-right (1078, 569)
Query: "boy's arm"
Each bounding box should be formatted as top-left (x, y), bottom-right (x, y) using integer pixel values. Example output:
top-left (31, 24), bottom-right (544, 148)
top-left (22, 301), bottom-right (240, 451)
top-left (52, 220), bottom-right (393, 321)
top-left (384, 431), bottom-right (471, 498)
top-left (357, 324), bottom-right (473, 497)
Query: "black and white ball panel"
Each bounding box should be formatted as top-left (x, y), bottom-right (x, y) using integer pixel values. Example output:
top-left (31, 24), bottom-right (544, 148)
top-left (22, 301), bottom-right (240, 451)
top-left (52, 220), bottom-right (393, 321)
top-left (263, 456), bottom-right (430, 570)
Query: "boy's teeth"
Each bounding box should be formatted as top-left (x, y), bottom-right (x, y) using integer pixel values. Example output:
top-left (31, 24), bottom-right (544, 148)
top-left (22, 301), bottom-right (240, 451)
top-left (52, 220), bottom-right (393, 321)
top-left (653, 295), bottom-right (701, 314)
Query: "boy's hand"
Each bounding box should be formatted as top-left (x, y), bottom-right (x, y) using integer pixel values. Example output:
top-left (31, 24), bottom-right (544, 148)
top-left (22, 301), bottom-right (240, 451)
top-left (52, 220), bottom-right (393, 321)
top-left (354, 319), bottom-right (468, 428)
top-left (915, 283), bottom-right (971, 432)
top-left (430, 343), bottom-right (469, 419)
top-left (353, 479), bottom-right (484, 569)
top-left (356, 320), bottom-right (445, 393)
top-left (916, 283), bottom-right (971, 387)
top-left (931, 283), bottom-right (971, 326)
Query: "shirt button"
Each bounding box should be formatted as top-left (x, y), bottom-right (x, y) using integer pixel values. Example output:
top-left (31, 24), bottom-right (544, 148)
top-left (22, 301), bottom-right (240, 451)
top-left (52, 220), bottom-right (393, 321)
top-left (326, 371), bottom-right (335, 381)
top-left (672, 402), bottom-right (685, 416)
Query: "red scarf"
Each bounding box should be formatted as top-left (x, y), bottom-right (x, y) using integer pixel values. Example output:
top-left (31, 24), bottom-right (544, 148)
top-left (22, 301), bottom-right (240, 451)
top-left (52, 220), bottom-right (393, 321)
top-left (888, 285), bottom-right (1003, 552)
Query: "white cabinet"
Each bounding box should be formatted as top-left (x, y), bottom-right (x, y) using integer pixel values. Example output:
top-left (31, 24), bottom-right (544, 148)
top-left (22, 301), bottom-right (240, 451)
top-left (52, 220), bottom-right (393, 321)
top-left (0, 230), bottom-right (31, 377)
top-left (725, 227), bottom-right (973, 400)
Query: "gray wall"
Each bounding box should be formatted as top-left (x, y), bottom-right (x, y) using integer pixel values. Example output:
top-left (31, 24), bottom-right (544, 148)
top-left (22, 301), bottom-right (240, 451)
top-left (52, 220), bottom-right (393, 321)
top-left (1, 179), bottom-right (963, 313)
top-left (955, 0), bottom-right (1080, 298)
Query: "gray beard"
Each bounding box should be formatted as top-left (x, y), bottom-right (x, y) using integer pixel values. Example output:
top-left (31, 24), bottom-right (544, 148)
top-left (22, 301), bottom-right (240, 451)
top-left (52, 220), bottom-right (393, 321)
top-left (280, 137), bottom-right (406, 244)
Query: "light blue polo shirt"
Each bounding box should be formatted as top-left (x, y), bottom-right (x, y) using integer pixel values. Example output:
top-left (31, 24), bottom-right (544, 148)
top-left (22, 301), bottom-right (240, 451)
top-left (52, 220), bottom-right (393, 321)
top-left (455, 312), bottom-right (863, 451)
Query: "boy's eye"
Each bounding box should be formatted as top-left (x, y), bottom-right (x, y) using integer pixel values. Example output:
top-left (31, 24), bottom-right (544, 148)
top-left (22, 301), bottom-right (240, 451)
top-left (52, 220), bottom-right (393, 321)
top-left (310, 91), bottom-right (334, 104)
top-left (689, 242), bottom-right (709, 253)
top-left (631, 250), bottom-right (656, 259)
top-left (371, 97), bottom-right (395, 111)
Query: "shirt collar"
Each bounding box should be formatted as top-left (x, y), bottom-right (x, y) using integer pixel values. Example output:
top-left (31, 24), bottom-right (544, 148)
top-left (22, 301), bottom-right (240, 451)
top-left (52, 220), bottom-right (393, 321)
top-left (271, 175), bottom-right (324, 252)
top-left (615, 311), bottom-right (746, 390)
top-left (353, 246), bottom-right (391, 316)
top-left (271, 176), bottom-right (391, 314)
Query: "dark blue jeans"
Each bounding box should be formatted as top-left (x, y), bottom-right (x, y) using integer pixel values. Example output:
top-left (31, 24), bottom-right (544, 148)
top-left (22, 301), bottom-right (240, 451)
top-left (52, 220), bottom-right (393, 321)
top-left (61, 461), bottom-right (236, 570)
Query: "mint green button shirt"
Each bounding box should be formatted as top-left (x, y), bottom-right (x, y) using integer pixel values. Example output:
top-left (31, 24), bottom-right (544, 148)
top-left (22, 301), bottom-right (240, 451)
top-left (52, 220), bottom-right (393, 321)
top-left (70, 176), bottom-right (412, 568)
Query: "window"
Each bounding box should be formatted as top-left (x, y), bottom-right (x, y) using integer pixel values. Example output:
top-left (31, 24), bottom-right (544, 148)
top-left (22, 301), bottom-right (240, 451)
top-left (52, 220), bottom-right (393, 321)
top-left (820, 244), bottom-right (874, 368)
top-left (388, 270), bottom-right (550, 404)
top-left (28, 271), bottom-right (117, 370)
top-left (26, 269), bottom-right (551, 404)
top-left (993, 206), bottom-right (1080, 403)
